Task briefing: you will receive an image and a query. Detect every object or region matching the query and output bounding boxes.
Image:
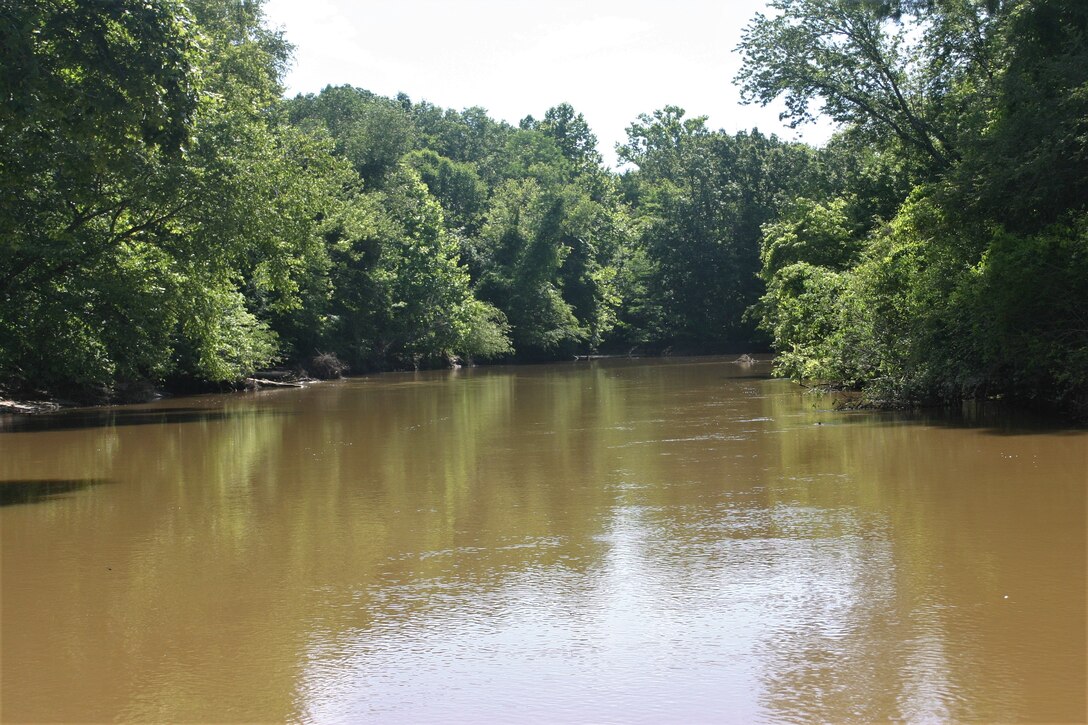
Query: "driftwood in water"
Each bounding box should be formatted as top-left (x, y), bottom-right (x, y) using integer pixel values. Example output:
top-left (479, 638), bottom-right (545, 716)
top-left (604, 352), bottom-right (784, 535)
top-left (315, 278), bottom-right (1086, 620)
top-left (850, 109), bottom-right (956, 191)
top-left (0, 399), bottom-right (61, 414)
top-left (245, 377), bottom-right (304, 389)
top-left (573, 353), bottom-right (638, 361)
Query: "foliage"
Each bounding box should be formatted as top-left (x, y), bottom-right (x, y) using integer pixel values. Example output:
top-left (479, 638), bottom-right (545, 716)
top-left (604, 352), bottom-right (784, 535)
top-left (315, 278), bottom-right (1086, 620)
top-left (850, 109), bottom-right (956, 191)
top-left (736, 0), bottom-right (1006, 171)
top-left (404, 149), bottom-right (487, 236)
top-left (530, 102), bottom-right (604, 171)
top-left (0, 0), bottom-right (333, 391)
top-left (759, 197), bottom-right (861, 279)
top-left (756, 262), bottom-right (860, 384)
top-left (744, 0), bottom-right (1088, 418)
top-left (966, 215), bottom-right (1088, 413)
top-left (618, 108), bottom-right (822, 348)
top-left (3, 0), bottom-right (1083, 422)
top-left (284, 86), bottom-right (514, 368)
top-left (474, 179), bottom-right (586, 353)
top-left (952, 0), bottom-right (1088, 231)
top-left (327, 167), bottom-right (511, 367)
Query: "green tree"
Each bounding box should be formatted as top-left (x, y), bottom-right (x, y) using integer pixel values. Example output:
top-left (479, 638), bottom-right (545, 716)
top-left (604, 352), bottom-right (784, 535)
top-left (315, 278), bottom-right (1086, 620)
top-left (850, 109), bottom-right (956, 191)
top-left (324, 167), bottom-right (509, 368)
top-left (475, 179), bottom-right (585, 354)
top-left (0, 0), bottom-right (198, 315)
top-left (0, 0), bottom-right (340, 392)
top-left (759, 197), bottom-right (861, 279)
top-left (411, 103), bottom-right (515, 186)
top-left (736, 0), bottom-right (1009, 171)
top-left (287, 86), bottom-right (416, 185)
top-left (618, 108), bottom-right (820, 348)
top-left (533, 102), bottom-right (603, 170)
top-left (741, 0), bottom-right (1088, 419)
top-left (954, 0), bottom-right (1088, 231)
top-left (404, 149), bottom-right (488, 237)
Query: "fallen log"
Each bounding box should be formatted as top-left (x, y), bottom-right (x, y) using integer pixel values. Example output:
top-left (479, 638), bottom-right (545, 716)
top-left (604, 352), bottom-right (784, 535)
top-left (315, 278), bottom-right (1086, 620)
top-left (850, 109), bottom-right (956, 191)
top-left (0, 399), bottom-right (61, 414)
top-left (245, 377), bottom-right (304, 389)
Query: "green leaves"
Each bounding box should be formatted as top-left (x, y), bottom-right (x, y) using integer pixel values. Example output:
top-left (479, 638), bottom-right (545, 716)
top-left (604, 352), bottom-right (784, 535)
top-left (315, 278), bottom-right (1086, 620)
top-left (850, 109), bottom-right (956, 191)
top-left (619, 110), bottom-right (820, 348)
top-left (759, 197), bottom-right (860, 280)
top-left (475, 179), bottom-right (584, 354)
top-left (736, 0), bottom-right (997, 170)
top-left (1, 0), bottom-right (337, 391)
top-left (8, 0), bottom-right (1078, 419)
top-left (284, 86), bottom-right (515, 368)
top-left (740, 0), bottom-right (1088, 417)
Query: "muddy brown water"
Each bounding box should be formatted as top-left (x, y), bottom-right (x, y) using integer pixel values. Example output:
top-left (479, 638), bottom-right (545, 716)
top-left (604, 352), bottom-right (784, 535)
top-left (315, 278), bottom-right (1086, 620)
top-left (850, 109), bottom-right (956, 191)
top-left (1, 358), bottom-right (1085, 723)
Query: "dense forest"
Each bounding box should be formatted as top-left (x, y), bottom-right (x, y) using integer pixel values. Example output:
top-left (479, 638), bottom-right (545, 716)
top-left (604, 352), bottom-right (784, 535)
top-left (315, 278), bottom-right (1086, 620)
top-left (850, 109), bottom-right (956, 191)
top-left (1, 0), bottom-right (1085, 419)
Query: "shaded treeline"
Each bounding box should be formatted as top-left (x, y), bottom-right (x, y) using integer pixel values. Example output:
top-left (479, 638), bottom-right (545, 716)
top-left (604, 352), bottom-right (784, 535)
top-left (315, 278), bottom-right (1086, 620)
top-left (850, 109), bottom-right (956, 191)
top-left (1, 0), bottom-right (1084, 418)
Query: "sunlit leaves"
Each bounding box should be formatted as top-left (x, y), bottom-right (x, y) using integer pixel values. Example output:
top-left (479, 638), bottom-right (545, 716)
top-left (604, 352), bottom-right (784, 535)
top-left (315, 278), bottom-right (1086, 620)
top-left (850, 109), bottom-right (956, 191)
top-left (0, 0), bottom-right (336, 389)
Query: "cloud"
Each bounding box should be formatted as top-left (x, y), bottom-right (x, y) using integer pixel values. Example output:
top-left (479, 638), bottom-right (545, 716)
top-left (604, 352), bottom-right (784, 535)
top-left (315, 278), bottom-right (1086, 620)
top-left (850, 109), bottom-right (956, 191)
top-left (264, 0), bottom-right (839, 166)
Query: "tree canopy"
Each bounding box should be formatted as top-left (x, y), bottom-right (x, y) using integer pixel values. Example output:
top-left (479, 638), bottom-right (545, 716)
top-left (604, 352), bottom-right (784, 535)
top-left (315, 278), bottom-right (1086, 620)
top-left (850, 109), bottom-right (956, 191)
top-left (742, 0), bottom-right (1088, 418)
top-left (2, 0), bottom-right (1084, 419)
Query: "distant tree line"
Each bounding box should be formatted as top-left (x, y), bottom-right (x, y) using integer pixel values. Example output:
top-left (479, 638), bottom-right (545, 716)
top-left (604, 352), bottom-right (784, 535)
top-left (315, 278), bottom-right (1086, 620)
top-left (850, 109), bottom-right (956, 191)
top-left (1, 0), bottom-right (1084, 418)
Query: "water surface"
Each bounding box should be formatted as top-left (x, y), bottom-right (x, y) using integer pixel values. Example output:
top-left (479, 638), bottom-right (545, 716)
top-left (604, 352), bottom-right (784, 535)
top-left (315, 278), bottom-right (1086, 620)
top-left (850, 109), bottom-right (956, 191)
top-left (2, 358), bottom-right (1085, 722)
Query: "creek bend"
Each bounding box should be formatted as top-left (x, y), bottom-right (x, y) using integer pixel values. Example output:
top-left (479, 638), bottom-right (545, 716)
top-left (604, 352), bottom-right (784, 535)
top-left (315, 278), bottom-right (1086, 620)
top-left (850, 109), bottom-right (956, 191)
top-left (1, 357), bottom-right (1085, 722)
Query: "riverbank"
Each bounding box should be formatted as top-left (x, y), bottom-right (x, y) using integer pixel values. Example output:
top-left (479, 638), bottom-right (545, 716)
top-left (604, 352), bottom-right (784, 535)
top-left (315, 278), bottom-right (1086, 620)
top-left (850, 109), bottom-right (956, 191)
top-left (0, 370), bottom-right (319, 417)
top-left (4, 352), bottom-right (1083, 425)
top-left (0, 349), bottom-right (764, 416)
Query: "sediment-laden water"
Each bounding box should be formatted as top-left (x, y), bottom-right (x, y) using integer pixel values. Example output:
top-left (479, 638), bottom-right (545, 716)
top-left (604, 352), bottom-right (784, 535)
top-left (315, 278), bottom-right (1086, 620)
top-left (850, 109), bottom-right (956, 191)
top-left (2, 358), bottom-right (1085, 722)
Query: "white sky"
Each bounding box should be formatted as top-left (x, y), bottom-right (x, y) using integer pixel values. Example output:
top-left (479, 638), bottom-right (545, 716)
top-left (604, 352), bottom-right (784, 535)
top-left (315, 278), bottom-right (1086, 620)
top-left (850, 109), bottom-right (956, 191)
top-left (263, 0), bottom-right (838, 168)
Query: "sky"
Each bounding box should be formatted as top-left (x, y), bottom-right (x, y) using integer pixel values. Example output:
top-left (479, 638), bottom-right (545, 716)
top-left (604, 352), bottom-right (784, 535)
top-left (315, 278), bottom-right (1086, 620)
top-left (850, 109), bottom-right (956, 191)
top-left (262, 0), bottom-right (838, 168)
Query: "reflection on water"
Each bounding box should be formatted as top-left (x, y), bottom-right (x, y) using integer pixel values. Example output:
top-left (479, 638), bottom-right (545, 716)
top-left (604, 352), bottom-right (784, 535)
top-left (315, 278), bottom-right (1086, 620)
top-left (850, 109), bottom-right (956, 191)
top-left (0, 478), bottom-right (112, 507)
top-left (1, 358), bottom-right (1085, 722)
top-left (0, 405), bottom-right (292, 434)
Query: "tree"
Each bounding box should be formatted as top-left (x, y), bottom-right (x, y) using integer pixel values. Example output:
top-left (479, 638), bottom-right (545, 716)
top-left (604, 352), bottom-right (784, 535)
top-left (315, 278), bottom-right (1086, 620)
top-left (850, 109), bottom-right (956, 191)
top-left (759, 197), bottom-right (861, 280)
top-left (618, 108), bottom-right (820, 348)
top-left (740, 0), bottom-right (1088, 418)
top-left (534, 103), bottom-right (603, 170)
top-left (735, 0), bottom-right (1008, 171)
top-left (1, 0), bottom-right (201, 389)
top-left (475, 180), bottom-right (585, 354)
top-left (617, 106), bottom-right (710, 180)
top-left (0, 0), bottom-right (198, 305)
top-left (322, 167), bottom-right (509, 368)
top-left (955, 0), bottom-right (1088, 231)
top-left (405, 149), bottom-right (487, 237)
top-left (0, 0), bottom-right (340, 391)
top-left (283, 85), bottom-right (518, 369)
top-left (411, 103), bottom-right (514, 186)
top-left (287, 86), bottom-right (416, 185)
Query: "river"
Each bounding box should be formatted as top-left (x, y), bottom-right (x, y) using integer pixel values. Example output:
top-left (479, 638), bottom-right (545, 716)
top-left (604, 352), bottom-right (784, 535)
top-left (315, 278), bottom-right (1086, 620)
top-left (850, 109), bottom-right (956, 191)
top-left (1, 357), bottom-right (1085, 722)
